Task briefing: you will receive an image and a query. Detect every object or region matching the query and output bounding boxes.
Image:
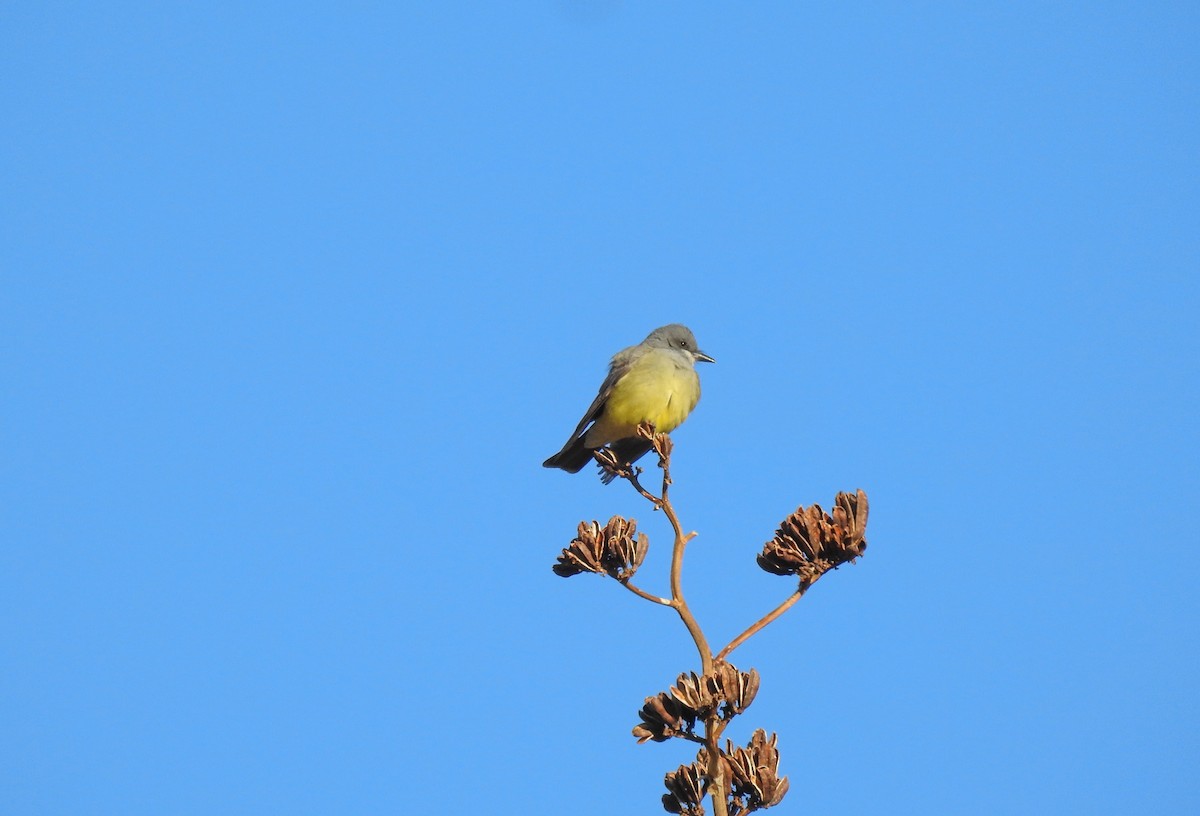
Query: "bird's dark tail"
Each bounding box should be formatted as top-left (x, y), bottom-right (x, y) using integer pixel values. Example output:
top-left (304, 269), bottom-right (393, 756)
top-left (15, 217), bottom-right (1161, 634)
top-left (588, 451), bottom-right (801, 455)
top-left (542, 437), bottom-right (594, 473)
top-left (543, 436), bottom-right (655, 481)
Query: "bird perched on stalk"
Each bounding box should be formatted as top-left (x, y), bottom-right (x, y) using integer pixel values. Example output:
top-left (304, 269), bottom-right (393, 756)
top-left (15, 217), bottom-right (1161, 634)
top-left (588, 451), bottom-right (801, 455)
top-left (543, 324), bottom-right (714, 476)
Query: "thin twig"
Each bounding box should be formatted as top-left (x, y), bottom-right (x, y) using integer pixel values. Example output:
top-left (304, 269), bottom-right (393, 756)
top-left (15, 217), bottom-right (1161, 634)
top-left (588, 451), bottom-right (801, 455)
top-left (626, 469), bottom-right (663, 506)
top-left (619, 579), bottom-right (672, 606)
top-left (661, 492), bottom-right (710, 672)
top-left (716, 581), bottom-right (813, 662)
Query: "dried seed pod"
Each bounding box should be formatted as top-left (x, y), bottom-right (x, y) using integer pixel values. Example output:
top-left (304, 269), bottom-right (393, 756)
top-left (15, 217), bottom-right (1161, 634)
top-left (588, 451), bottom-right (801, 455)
top-left (757, 490), bottom-right (868, 581)
top-left (709, 662), bottom-right (760, 720)
top-left (633, 691), bottom-right (697, 743)
top-left (665, 662), bottom-right (759, 723)
top-left (723, 729), bottom-right (789, 812)
top-left (553, 515), bottom-right (649, 580)
top-left (670, 671), bottom-right (719, 717)
top-left (661, 761), bottom-right (706, 815)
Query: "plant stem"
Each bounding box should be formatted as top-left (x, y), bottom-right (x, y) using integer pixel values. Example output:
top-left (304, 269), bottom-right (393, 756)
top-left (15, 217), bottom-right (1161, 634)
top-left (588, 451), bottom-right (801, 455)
top-left (661, 493), bottom-right (712, 673)
top-left (652, 448), bottom-right (727, 816)
top-left (716, 581), bottom-right (812, 662)
top-left (619, 579), bottom-right (671, 606)
top-left (704, 715), bottom-right (729, 816)
top-left (625, 469), bottom-right (661, 505)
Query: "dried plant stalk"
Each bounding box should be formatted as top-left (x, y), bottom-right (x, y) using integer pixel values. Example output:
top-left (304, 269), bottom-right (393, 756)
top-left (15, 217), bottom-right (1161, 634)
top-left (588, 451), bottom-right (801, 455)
top-left (551, 423), bottom-right (869, 814)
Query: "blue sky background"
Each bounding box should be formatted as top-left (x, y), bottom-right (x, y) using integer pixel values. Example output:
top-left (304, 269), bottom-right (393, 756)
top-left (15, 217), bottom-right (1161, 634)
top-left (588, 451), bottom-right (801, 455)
top-left (3, 2), bottom-right (1197, 814)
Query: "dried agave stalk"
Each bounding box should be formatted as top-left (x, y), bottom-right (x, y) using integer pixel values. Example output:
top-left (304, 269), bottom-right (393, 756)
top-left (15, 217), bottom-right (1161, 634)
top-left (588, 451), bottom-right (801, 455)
top-left (551, 424), bottom-right (869, 815)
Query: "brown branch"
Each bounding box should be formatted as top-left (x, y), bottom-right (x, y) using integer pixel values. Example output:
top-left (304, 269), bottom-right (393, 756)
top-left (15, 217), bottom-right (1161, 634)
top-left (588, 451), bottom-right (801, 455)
top-left (661, 489), bottom-right (711, 673)
top-left (619, 579), bottom-right (672, 606)
top-left (704, 714), bottom-right (729, 816)
top-left (716, 581), bottom-right (813, 663)
top-left (626, 469), bottom-right (663, 506)
top-left (620, 428), bottom-right (728, 816)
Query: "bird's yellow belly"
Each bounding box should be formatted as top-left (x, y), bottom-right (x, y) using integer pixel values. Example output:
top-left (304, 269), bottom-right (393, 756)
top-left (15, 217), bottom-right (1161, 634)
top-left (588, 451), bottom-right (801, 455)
top-left (585, 359), bottom-right (700, 446)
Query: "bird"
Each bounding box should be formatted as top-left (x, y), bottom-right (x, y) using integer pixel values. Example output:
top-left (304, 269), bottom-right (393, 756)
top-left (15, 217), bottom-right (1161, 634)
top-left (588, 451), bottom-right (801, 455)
top-left (543, 324), bottom-right (714, 475)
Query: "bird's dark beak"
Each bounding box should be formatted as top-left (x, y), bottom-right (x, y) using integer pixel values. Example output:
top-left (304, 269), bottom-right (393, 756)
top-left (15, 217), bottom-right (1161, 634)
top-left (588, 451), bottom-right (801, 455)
top-left (695, 350), bottom-right (715, 364)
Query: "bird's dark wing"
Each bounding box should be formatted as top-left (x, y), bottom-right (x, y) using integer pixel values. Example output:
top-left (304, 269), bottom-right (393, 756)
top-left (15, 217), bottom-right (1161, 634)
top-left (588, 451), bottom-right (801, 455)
top-left (563, 347), bottom-right (637, 440)
top-left (542, 348), bottom-right (636, 470)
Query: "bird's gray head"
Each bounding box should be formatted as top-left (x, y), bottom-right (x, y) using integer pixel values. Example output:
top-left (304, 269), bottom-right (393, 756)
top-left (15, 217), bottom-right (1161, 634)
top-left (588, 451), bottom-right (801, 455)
top-left (644, 324), bottom-right (715, 364)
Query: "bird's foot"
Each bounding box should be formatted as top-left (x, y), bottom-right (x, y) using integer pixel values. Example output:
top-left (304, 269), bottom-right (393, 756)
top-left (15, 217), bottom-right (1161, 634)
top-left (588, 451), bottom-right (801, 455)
top-left (593, 448), bottom-right (633, 484)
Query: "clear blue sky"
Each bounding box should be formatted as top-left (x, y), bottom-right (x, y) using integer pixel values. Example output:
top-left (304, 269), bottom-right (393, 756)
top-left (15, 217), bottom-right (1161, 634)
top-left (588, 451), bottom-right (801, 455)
top-left (3, 3), bottom-right (1197, 814)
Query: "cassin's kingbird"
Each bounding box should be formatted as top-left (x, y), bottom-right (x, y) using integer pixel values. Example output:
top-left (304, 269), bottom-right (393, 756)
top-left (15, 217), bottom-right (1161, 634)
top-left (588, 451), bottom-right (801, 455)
top-left (543, 324), bottom-right (714, 474)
